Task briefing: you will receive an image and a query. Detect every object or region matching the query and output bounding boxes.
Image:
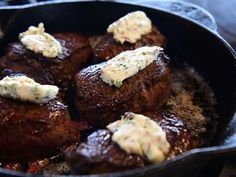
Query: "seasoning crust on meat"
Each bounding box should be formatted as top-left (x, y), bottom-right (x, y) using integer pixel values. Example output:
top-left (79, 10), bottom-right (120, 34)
top-left (0, 97), bottom-right (80, 162)
top-left (1, 33), bottom-right (92, 92)
top-left (93, 26), bottom-right (167, 63)
top-left (66, 112), bottom-right (192, 174)
top-left (75, 52), bottom-right (171, 128)
top-left (0, 11), bottom-right (207, 176)
top-left (0, 30), bottom-right (92, 163)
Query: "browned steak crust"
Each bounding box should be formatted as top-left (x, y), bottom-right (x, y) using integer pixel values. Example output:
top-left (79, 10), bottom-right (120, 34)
top-left (0, 33), bottom-right (90, 162)
top-left (0, 63), bottom-right (55, 86)
top-left (145, 112), bottom-right (192, 157)
top-left (74, 53), bottom-right (171, 128)
top-left (66, 130), bottom-right (146, 174)
top-left (1, 33), bottom-right (92, 91)
top-left (0, 97), bottom-right (80, 162)
top-left (93, 26), bottom-right (167, 63)
top-left (65, 112), bottom-right (192, 174)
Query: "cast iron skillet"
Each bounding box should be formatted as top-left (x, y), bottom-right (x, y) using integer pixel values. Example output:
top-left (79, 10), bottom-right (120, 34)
top-left (0, 1), bottom-right (235, 177)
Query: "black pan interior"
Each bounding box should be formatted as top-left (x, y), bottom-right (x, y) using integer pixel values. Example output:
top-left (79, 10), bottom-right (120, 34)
top-left (0, 1), bottom-right (235, 177)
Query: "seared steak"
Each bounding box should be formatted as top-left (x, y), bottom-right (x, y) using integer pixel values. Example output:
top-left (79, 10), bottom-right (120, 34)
top-left (66, 129), bottom-right (146, 174)
top-left (74, 52), bottom-right (171, 128)
top-left (145, 112), bottom-right (192, 157)
top-left (0, 68), bottom-right (80, 162)
top-left (93, 26), bottom-right (167, 63)
top-left (65, 112), bottom-right (192, 174)
top-left (0, 64), bottom-right (55, 86)
top-left (0, 96), bottom-right (80, 162)
top-left (1, 33), bottom-right (92, 91)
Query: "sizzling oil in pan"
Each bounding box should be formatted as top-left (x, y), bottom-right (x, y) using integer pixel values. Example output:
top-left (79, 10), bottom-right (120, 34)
top-left (0, 37), bottom-right (217, 176)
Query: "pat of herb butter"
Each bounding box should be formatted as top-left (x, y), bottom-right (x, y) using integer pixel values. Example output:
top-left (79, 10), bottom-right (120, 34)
top-left (0, 75), bottom-right (59, 104)
top-left (19, 23), bottom-right (62, 58)
top-left (101, 46), bottom-right (163, 88)
top-left (107, 11), bottom-right (152, 44)
top-left (107, 112), bottom-right (170, 163)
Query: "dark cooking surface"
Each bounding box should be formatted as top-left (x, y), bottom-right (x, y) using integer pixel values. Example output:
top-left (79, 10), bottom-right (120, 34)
top-left (3, 0), bottom-right (235, 50)
top-left (123, 1), bottom-right (236, 176)
top-left (0, 1), bottom-right (235, 177)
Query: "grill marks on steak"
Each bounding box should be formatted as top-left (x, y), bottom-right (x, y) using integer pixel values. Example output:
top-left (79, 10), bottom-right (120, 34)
top-left (74, 53), bottom-right (171, 128)
top-left (1, 33), bottom-right (92, 92)
top-left (93, 26), bottom-right (167, 63)
top-left (65, 112), bottom-right (192, 174)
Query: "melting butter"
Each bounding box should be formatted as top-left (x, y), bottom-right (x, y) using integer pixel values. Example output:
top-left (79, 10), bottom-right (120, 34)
top-left (107, 11), bottom-right (152, 44)
top-left (107, 112), bottom-right (170, 163)
top-left (101, 46), bottom-right (163, 88)
top-left (0, 75), bottom-right (59, 104)
top-left (19, 23), bottom-right (62, 58)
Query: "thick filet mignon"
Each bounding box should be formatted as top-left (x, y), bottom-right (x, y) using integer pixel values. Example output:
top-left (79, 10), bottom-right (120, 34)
top-left (93, 26), bottom-right (167, 63)
top-left (0, 70), bottom-right (80, 162)
top-left (74, 52), bottom-right (171, 128)
top-left (1, 33), bottom-right (92, 91)
top-left (0, 97), bottom-right (80, 162)
top-left (65, 112), bottom-right (192, 174)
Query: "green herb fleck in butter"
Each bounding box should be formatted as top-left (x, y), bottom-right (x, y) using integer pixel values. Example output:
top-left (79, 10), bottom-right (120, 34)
top-left (107, 112), bottom-right (170, 163)
top-left (0, 75), bottom-right (59, 104)
top-left (19, 23), bottom-right (62, 58)
top-left (107, 11), bottom-right (152, 44)
top-left (101, 46), bottom-right (163, 88)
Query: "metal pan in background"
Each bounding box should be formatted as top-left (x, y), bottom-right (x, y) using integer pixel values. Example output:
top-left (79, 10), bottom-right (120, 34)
top-left (0, 1), bottom-right (235, 177)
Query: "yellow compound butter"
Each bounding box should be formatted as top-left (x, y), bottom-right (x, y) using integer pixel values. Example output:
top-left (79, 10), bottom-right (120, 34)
top-left (19, 23), bottom-right (62, 58)
top-left (0, 75), bottom-right (59, 104)
top-left (107, 11), bottom-right (152, 44)
top-left (107, 112), bottom-right (170, 163)
top-left (101, 46), bottom-right (163, 88)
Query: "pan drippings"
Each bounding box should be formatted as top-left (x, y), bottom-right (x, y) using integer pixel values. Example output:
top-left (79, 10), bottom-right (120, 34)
top-left (164, 65), bottom-right (216, 148)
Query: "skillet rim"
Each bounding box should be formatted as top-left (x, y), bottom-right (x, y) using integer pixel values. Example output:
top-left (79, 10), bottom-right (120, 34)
top-left (0, 1), bottom-right (235, 177)
top-left (123, 0), bottom-right (218, 31)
